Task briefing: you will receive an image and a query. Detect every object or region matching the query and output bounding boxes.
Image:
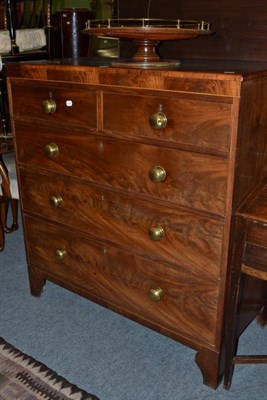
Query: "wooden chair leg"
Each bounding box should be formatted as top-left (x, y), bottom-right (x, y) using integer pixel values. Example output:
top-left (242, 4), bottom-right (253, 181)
top-left (0, 196), bottom-right (6, 251)
top-left (0, 155), bottom-right (19, 234)
top-left (224, 217), bottom-right (246, 390)
top-left (224, 279), bottom-right (242, 390)
top-left (0, 226), bottom-right (4, 251)
top-left (3, 197), bottom-right (18, 233)
top-left (0, 195), bottom-right (8, 228)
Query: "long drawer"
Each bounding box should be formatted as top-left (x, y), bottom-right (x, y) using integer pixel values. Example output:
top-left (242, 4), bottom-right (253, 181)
top-left (24, 216), bottom-right (220, 347)
top-left (103, 91), bottom-right (232, 153)
top-left (20, 169), bottom-right (224, 279)
top-left (15, 123), bottom-right (229, 215)
top-left (10, 80), bottom-right (98, 129)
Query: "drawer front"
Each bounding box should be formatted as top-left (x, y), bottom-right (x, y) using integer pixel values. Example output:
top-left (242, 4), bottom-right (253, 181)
top-left (11, 80), bottom-right (97, 129)
top-left (103, 92), bottom-right (232, 153)
top-left (246, 221), bottom-right (267, 248)
top-left (20, 169), bottom-right (224, 279)
top-left (25, 216), bottom-right (220, 346)
top-left (15, 123), bottom-right (228, 215)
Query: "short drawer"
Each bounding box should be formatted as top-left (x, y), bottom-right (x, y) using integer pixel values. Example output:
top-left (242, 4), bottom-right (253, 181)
top-left (24, 216), bottom-right (220, 347)
top-left (20, 169), bottom-right (224, 279)
top-left (15, 123), bottom-right (229, 215)
top-left (103, 91), bottom-right (232, 153)
top-left (10, 80), bottom-right (97, 129)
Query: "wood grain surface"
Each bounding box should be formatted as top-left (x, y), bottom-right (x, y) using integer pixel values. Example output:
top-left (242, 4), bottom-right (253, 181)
top-left (25, 216), bottom-right (220, 347)
top-left (20, 169), bottom-right (224, 279)
top-left (15, 123), bottom-right (229, 215)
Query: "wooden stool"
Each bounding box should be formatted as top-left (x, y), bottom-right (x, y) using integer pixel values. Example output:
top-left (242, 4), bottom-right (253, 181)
top-left (224, 181), bottom-right (267, 389)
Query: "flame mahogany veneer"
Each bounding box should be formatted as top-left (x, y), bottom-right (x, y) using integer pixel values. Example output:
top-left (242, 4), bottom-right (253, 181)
top-left (6, 60), bottom-right (267, 389)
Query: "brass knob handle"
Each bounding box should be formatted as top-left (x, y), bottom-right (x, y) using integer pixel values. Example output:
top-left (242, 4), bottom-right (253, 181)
top-left (45, 143), bottom-right (59, 158)
top-left (50, 195), bottom-right (63, 208)
top-left (55, 248), bottom-right (67, 261)
top-left (149, 111), bottom-right (167, 130)
top-left (149, 166), bottom-right (166, 183)
top-left (42, 99), bottom-right (57, 114)
top-left (148, 226), bottom-right (165, 241)
top-left (148, 287), bottom-right (164, 302)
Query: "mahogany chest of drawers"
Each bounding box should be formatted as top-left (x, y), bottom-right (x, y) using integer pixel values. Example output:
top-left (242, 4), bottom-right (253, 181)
top-left (6, 61), bottom-right (267, 389)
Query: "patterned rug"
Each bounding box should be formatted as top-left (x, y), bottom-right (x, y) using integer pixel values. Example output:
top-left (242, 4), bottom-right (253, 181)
top-left (0, 337), bottom-right (99, 400)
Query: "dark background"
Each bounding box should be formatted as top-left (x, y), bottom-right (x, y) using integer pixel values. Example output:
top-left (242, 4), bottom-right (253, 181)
top-left (118, 0), bottom-right (267, 62)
